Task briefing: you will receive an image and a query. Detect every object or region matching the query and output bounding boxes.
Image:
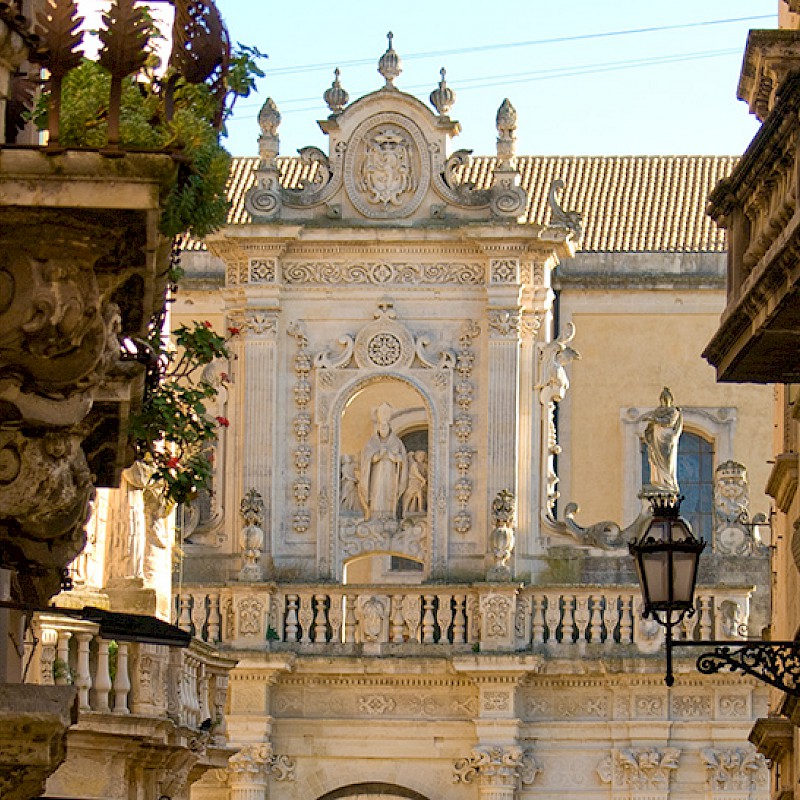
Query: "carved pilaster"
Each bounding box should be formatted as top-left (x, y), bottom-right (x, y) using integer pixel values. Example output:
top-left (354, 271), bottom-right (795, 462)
top-left (228, 743), bottom-right (295, 800)
top-left (453, 745), bottom-right (540, 800)
top-left (487, 309), bottom-right (521, 506)
top-left (288, 322), bottom-right (312, 536)
top-left (453, 321), bottom-right (480, 535)
top-left (229, 310), bottom-right (279, 540)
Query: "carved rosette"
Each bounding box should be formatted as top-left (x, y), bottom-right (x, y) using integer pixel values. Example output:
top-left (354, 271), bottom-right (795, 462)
top-left (288, 323), bottom-right (313, 535)
top-left (453, 746), bottom-right (540, 794)
top-left (453, 321), bottom-right (479, 534)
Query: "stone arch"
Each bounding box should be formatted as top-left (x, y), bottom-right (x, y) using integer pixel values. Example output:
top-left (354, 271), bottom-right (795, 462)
top-left (316, 784), bottom-right (432, 800)
top-left (323, 370), bottom-right (446, 582)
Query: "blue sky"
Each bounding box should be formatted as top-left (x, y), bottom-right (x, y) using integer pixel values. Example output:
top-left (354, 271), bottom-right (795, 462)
top-left (215, 0), bottom-right (776, 159)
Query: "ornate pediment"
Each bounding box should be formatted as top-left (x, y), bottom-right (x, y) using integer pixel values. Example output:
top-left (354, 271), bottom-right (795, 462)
top-left (245, 35), bottom-right (527, 225)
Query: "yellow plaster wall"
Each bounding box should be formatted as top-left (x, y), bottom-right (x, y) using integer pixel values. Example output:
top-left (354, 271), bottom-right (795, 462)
top-left (563, 292), bottom-right (774, 527)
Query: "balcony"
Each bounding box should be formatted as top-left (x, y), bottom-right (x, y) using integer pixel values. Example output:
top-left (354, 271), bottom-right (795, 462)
top-left (704, 35), bottom-right (800, 383)
top-left (175, 582), bottom-right (757, 658)
top-left (24, 613), bottom-right (237, 799)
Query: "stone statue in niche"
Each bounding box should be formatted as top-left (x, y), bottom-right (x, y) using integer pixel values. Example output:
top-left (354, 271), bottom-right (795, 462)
top-left (340, 454), bottom-right (361, 513)
top-left (359, 403), bottom-right (408, 521)
top-left (641, 387), bottom-right (682, 496)
top-left (402, 450), bottom-right (428, 514)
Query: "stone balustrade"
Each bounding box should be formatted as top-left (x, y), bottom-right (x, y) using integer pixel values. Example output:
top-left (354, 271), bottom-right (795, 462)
top-left (174, 583), bottom-right (754, 653)
top-left (27, 613), bottom-right (232, 743)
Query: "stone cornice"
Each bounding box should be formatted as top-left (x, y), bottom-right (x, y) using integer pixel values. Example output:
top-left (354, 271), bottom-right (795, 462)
top-left (765, 452), bottom-right (798, 513)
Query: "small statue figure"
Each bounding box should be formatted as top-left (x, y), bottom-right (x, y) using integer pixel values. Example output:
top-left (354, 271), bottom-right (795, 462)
top-left (488, 489), bottom-right (516, 581)
top-left (359, 403), bottom-right (408, 521)
top-left (402, 450), bottom-right (428, 515)
top-left (340, 454), bottom-right (360, 513)
top-left (642, 387), bottom-right (683, 496)
top-left (239, 489), bottom-right (265, 581)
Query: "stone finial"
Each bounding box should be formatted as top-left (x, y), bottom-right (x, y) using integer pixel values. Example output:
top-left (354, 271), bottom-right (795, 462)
top-left (430, 67), bottom-right (455, 116)
top-left (378, 31), bottom-right (402, 87)
top-left (323, 68), bottom-right (349, 115)
top-left (258, 97), bottom-right (281, 138)
top-left (496, 98), bottom-right (517, 162)
top-left (257, 97), bottom-right (281, 166)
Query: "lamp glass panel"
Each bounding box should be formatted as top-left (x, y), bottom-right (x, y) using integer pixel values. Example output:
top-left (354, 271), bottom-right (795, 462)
top-left (641, 550), bottom-right (670, 605)
top-left (672, 550), bottom-right (699, 605)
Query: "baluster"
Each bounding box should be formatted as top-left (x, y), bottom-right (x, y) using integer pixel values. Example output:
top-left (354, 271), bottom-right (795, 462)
top-left (619, 595), bottom-right (633, 644)
top-left (93, 638), bottom-right (112, 712)
top-left (421, 594), bottom-right (436, 643)
top-left (39, 627), bottom-right (58, 685)
top-left (561, 596), bottom-right (576, 643)
top-left (453, 595), bottom-right (467, 644)
top-left (605, 595), bottom-right (621, 644)
top-left (207, 592), bottom-right (221, 643)
top-left (198, 665), bottom-right (210, 725)
top-left (313, 594), bottom-right (328, 643)
top-left (190, 593), bottom-right (206, 640)
top-left (55, 630), bottom-right (72, 685)
top-left (532, 595), bottom-right (545, 644)
top-left (466, 594), bottom-right (480, 644)
top-left (404, 594), bottom-right (422, 642)
top-left (298, 593), bottom-right (314, 644)
top-left (178, 595), bottom-right (194, 634)
top-left (437, 593), bottom-right (453, 643)
top-left (75, 632), bottom-right (92, 711)
top-left (589, 596), bottom-right (604, 643)
top-left (285, 594), bottom-right (299, 642)
top-left (328, 592), bottom-right (344, 642)
top-left (700, 594), bottom-right (713, 639)
top-left (574, 595), bottom-right (590, 643)
top-left (113, 642), bottom-right (131, 714)
top-left (545, 594), bottom-right (561, 643)
top-left (389, 595), bottom-right (405, 643)
top-left (344, 594), bottom-right (357, 643)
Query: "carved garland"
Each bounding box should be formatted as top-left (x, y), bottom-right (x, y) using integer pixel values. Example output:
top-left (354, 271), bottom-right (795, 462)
top-left (288, 322), bottom-right (312, 535)
top-left (453, 321), bottom-right (480, 534)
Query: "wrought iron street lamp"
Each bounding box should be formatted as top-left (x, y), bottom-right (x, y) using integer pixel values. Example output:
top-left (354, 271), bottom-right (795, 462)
top-left (630, 496), bottom-right (800, 694)
top-left (629, 495), bottom-right (705, 686)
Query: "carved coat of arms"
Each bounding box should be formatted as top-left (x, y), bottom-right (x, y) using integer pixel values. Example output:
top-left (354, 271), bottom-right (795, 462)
top-left (358, 126), bottom-right (416, 207)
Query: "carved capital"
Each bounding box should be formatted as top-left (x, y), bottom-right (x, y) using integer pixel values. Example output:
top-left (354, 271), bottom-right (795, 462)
top-left (597, 748), bottom-right (680, 791)
top-left (228, 743), bottom-right (295, 784)
top-left (453, 746), bottom-right (540, 790)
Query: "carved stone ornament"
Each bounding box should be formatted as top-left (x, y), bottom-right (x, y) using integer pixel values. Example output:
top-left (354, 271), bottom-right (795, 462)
top-left (453, 746), bottom-right (540, 789)
top-left (344, 112), bottom-right (430, 219)
top-left (324, 67), bottom-right (349, 115)
top-left (548, 178), bottom-right (583, 242)
top-left (489, 489), bottom-right (516, 580)
top-left (228, 743), bottom-right (296, 783)
top-left (701, 747), bottom-right (768, 791)
top-left (239, 488), bottom-right (265, 581)
top-left (597, 748), bottom-right (680, 791)
top-left (714, 460), bottom-right (765, 555)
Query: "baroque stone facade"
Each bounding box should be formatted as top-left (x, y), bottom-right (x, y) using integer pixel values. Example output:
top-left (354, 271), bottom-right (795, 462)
top-left (66, 37), bottom-right (776, 800)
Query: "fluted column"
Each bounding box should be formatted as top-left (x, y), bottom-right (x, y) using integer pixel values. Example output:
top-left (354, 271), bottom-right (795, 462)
top-left (486, 307), bottom-right (521, 510)
top-left (228, 310), bottom-right (279, 566)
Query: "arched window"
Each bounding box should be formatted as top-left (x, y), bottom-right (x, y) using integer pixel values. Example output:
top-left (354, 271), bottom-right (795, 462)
top-left (642, 431), bottom-right (715, 539)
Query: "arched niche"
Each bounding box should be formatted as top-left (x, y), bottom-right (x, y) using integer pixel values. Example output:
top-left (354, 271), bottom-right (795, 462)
top-left (317, 370), bottom-right (450, 582)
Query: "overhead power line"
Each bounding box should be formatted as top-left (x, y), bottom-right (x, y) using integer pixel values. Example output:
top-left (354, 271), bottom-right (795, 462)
top-left (227, 47), bottom-right (742, 121)
top-left (264, 15), bottom-right (773, 77)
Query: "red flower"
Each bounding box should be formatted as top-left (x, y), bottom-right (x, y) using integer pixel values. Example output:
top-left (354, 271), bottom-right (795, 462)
top-left (203, 321), bottom-right (212, 329)
top-left (215, 416), bottom-right (230, 428)
top-left (227, 326), bottom-right (241, 337)
top-left (219, 372), bottom-right (229, 383)
top-left (166, 456), bottom-right (180, 469)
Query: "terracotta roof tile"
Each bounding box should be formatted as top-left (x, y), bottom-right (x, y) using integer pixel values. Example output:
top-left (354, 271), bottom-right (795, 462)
top-left (182, 154), bottom-right (735, 253)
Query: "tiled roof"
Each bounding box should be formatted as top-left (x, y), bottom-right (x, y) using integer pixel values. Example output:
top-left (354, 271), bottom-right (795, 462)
top-left (183, 154), bottom-right (735, 253)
